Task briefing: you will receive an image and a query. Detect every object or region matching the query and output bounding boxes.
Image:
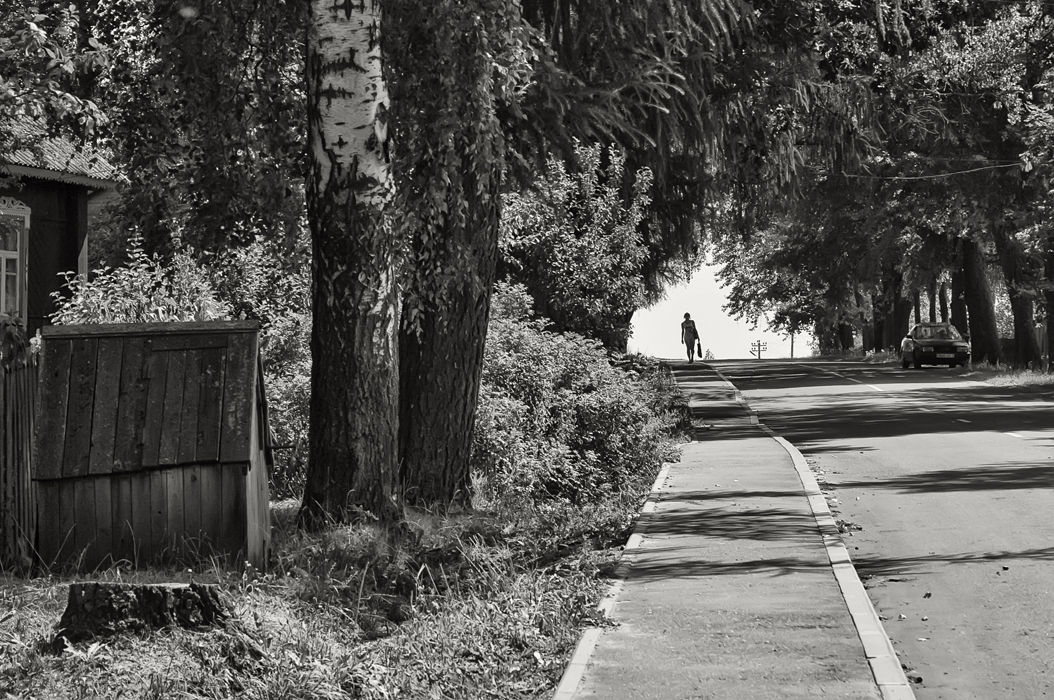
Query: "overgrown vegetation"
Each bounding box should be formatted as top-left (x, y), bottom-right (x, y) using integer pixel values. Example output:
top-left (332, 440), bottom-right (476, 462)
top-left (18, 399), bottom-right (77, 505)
top-left (16, 277), bottom-right (681, 699)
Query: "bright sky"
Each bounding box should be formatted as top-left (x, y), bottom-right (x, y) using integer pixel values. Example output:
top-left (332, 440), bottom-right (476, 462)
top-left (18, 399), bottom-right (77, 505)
top-left (628, 261), bottom-right (808, 361)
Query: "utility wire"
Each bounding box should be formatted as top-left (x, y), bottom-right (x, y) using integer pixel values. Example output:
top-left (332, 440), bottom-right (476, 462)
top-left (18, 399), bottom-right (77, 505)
top-left (844, 162), bottom-right (1022, 180)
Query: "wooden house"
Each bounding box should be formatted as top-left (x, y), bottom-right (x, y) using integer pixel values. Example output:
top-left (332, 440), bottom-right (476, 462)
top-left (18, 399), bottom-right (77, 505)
top-left (1, 120), bottom-right (117, 335)
top-left (32, 321), bottom-right (271, 571)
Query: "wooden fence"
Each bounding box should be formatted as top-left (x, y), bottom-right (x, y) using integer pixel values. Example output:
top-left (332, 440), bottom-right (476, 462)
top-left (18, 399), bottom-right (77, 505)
top-left (0, 318), bottom-right (36, 569)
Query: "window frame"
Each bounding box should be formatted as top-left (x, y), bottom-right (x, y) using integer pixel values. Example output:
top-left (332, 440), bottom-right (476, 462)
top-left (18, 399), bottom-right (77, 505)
top-left (0, 197), bottom-right (31, 321)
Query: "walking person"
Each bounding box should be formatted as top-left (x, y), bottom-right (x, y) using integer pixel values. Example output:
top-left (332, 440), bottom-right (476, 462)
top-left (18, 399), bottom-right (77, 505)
top-left (681, 312), bottom-right (700, 363)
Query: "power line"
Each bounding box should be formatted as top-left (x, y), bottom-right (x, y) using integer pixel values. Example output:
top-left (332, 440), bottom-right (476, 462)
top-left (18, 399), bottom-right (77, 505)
top-left (844, 162), bottom-right (1021, 180)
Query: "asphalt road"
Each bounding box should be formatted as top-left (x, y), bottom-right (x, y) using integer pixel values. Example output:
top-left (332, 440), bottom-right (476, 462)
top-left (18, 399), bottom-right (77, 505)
top-left (713, 359), bottom-right (1054, 700)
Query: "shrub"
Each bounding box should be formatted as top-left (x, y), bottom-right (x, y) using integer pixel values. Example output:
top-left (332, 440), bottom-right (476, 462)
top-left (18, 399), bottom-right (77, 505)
top-left (51, 234), bottom-right (229, 324)
top-left (472, 283), bottom-right (679, 511)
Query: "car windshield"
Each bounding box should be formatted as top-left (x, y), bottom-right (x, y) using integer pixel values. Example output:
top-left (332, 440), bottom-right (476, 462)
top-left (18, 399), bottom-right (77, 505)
top-left (915, 325), bottom-right (962, 340)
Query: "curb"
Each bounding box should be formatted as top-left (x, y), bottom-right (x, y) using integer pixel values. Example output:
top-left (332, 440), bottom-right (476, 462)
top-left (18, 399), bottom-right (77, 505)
top-left (710, 364), bottom-right (916, 700)
top-left (551, 462), bottom-right (672, 700)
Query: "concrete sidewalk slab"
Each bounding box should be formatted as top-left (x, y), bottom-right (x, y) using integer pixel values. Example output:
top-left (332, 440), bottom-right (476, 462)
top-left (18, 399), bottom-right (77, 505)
top-left (555, 363), bottom-right (908, 700)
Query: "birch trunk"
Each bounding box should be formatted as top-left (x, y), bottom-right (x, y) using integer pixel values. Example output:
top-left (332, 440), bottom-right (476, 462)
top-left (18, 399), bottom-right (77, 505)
top-left (300, 0), bottom-right (401, 526)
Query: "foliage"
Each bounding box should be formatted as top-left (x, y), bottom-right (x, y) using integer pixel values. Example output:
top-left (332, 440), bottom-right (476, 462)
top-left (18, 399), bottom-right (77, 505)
top-left (0, 2), bottom-right (109, 142)
top-left (87, 0), bottom-right (306, 258)
top-left (50, 235), bottom-right (228, 325)
top-left (500, 142), bottom-right (652, 350)
top-left (210, 233), bottom-right (312, 500)
top-left (471, 284), bottom-right (679, 510)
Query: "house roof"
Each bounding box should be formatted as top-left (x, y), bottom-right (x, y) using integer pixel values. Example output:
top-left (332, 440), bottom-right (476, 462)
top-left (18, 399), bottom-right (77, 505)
top-left (33, 321), bottom-right (272, 479)
top-left (1, 119), bottom-right (117, 190)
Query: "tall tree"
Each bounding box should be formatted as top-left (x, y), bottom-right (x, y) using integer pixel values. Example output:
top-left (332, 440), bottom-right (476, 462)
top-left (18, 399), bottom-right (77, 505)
top-left (385, 0), bottom-right (527, 508)
top-left (299, 0), bottom-right (401, 526)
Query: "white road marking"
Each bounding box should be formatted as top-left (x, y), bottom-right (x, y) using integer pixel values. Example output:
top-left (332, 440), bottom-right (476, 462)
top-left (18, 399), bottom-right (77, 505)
top-left (957, 419), bottom-right (971, 424)
top-left (1006, 432), bottom-right (1024, 439)
top-left (801, 363), bottom-right (885, 391)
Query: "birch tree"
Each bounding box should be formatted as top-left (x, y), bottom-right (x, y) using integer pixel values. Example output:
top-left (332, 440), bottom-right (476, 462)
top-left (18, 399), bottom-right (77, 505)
top-left (299, 0), bottom-right (401, 526)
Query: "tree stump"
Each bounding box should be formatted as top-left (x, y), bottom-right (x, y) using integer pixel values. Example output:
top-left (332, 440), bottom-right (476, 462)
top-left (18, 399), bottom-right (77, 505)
top-left (53, 582), bottom-right (232, 648)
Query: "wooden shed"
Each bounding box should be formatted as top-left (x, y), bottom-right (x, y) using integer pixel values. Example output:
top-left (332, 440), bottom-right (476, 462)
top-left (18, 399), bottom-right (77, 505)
top-left (32, 321), bottom-right (271, 571)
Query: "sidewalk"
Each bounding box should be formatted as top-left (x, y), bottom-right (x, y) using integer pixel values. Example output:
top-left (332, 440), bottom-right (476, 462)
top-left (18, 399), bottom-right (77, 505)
top-left (554, 363), bottom-right (914, 700)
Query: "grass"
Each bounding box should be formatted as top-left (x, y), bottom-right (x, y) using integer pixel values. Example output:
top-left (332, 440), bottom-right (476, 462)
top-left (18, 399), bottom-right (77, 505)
top-left (0, 493), bottom-right (644, 700)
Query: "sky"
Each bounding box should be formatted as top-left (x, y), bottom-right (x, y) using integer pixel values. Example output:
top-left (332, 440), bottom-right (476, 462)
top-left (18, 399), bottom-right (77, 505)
top-left (627, 261), bottom-right (809, 361)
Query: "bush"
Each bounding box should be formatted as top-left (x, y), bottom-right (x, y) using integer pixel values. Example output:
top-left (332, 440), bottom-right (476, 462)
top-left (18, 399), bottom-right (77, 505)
top-left (51, 234), bottom-right (229, 324)
top-left (472, 283), bottom-right (679, 511)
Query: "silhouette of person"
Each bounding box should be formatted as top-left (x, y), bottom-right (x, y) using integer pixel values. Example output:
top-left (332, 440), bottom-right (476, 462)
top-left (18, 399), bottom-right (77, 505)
top-left (680, 313), bottom-right (699, 363)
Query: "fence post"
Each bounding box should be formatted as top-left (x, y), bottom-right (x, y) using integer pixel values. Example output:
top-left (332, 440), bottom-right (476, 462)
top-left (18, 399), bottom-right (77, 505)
top-left (1, 316), bottom-right (36, 569)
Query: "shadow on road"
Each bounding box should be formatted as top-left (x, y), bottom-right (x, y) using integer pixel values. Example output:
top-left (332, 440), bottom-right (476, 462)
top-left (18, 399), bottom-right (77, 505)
top-left (854, 546), bottom-right (1054, 578)
top-left (644, 503), bottom-right (820, 543)
top-left (834, 461), bottom-right (1054, 493)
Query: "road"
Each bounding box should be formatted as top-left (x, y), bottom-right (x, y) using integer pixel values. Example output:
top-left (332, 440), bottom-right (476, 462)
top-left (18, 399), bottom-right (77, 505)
top-left (713, 359), bottom-right (1054, 700)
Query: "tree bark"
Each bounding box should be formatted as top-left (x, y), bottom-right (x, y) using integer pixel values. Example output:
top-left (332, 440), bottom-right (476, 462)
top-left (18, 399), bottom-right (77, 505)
top-left (939, 280), bottom-right (949, 323)
top-left (1045, 248), bottom-right (1054, 372)
top-left (388, 0), bottom-right (505, 509)
top-left (54, 582), bottom-right (232, 647)
top-left (399, 278), bottom-right (494, 508)
top-left (927, 280), bottom-right (937, 322)
top-left (951, 259), bottom-right (968, 338)
top-left (961, 236), bottom-right (1001, 365)
top-left (994, 225), bottom-right (1041, 368)
top-left (300, 0), bottom-right (402, 526)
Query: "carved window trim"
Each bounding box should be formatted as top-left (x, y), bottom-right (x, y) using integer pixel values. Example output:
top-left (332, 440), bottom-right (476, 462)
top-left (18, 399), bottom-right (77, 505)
top-left (0, 197), bottom-right (31, 320)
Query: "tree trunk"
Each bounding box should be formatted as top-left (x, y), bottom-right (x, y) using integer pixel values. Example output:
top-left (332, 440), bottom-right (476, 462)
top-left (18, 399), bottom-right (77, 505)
top-left (994, 226), bottom-right (1042, 368)
top-left (300, 0), bottom-right (402, 527)
top-left (54, 582), bottom-right (232, 648)
top-left (1046, 249), bottom-right (1054, 372)
top-left (961, 236), bottom-right (1001, 365)
top-left (939, 281), bottom-right (949, 322)
top-left (927, 280), bottom-right (937, 322)
top-left (387, 0), bottom-right (506, 509)
top-left (399, 280), bottom-right (494, 508)
top-left (951, 261), bottom-right (968, 338)
top-left (913, 289), bottom-right (921, 324)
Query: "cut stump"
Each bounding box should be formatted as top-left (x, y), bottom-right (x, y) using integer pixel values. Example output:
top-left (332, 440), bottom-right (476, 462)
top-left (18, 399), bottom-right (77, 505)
top-left (53, 582), bottom-right (232, 647)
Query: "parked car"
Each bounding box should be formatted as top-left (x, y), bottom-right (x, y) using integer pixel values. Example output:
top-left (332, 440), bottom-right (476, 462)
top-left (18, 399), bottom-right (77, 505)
top-left (901, 322), bottom-right (971, 368)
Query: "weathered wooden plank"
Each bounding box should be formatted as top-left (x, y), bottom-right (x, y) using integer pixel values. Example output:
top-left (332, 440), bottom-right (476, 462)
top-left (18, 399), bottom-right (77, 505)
top-left (182, 464), bottom-right (202, 544)
top-left (57, 479), bottom-right (78, 569)
top-left (165, 468), bottom-right (184, 557)
top-left (93, 476), bottom-right (113, 570)
top-left (129, 472), bottom-right (152, 567)
top-left (41, 321), bottom-right (260, 338)
top-left (33, 337), bottom-right (73, 479)
top-left (246, 405), bottom-right (270, 569)
top-left (110, 474), bottom-right (134, 566)
top-left (196, 347), bottom-right (226, 463)
top-left (140, 349), bottom-right (170, 469)
top-left (36, 482), bottom-right (61, 569)
top-left (113, 337), bottom-right (149, 473)
top-left (177, 351), bottom-right (202, 464)
top-left (62, 337), bottom-right (99, 478)
top-left (149, 469), bottom-right (167, 564)
top-left (158, 351), bottom-right (187, 465)
top-left (88, 337), bottom-right (124, 475)
top-left (73, 478), bottom-right (97, 570)
top-left (220, 465), bottom-right (246, 565)
top-left (198, 465), bottom-right (223, 558)
top-left (151, 334), bottom-right (229, 352)
top-left (219, 333), bottom-right (257, 463)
